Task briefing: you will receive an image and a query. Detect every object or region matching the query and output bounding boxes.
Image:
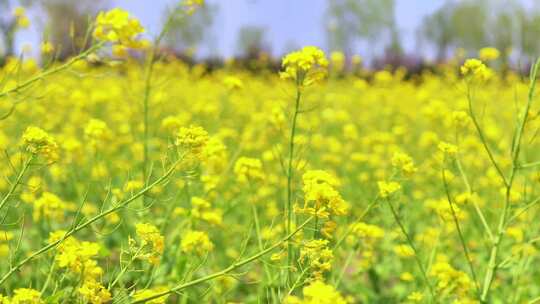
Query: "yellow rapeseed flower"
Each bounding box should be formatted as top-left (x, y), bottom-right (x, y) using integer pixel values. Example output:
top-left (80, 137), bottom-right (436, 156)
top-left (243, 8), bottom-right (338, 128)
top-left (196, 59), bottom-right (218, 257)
top-left (479, 47), bottom-right (500, 61)
top-left (181, 230), bottom-right (214, 255)
top-left (280, 46), bottom-right (328, 86)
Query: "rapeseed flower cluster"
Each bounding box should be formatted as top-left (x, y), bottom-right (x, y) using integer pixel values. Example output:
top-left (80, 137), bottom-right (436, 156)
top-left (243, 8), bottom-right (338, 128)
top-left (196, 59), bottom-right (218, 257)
top-left (135, 223), bottom-right (165, 265)
top-left (234, 157), bottom-right (265, 183)
top-left (299, 239), bottom-right (334, 280)
top-left (285, 280), bottom-right (348, 304)
top-left (175, 125), bottom-right (209, 158)
top-left (181, 230), bottom-right (214, 255)
top-left (22, 126), bottom-right (59, 162)
top-left (295, 170), bottom-right (348, 221)
top-left (1, 7), bottom-right (540, 302)
top-left (48, 231), bottom-right (111, 303)
top-left (460, 58), bottom-right (493, 81)
top-left (281, 46), bottom-right (329, 86)
top-left (93, 8), bottom-right (147, 56)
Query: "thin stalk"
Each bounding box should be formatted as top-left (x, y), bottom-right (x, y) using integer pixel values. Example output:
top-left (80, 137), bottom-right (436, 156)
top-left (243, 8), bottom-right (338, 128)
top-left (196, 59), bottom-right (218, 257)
top-left (506, 195), bottom-right (540, 225)
top-left (0, 44), bottom-right (102, 99)
top-left (130, 217), bottom-right (313, 304)
top-left (466, 84), bottom-right (508, 187)
top-left (286, 83), bottom-right (302, 282)
top-left (287, 266), bottom-right (311, 296)
top-left (251, 203), bottom-right (274, 286)
top-left (441, 168), bottom-right (481, 297)
top-left (384, 198), bottom-right (436, 301)
top-left (40, 259), bottom-right (56, 293)
top-left (108, 245), bottom-right (144, 289)
top-left (456, 157), bottom-right (493, 240)
top-left (141, 10), bottom-right (178, 184)
top-left (333, 196), bottom-right (379, 250)
top-left (480, 58), bottom-right (540, 302)
top-left (334, 249), bottom-right (355, 287)
top-left (517, 160), bottom-right (540, 169)
top-left (0, 159), bottom-right (180, 286)
top-left (529, 296), bottom-right (540, 304)
top-left (0, 154), bottom-right (33, 212)
top-left (313, 217), bottom-right (318, 239)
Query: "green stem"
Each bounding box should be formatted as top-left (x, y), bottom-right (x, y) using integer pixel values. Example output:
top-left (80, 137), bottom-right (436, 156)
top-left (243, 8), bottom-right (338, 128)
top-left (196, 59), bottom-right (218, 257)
top-left (0, 154), bottom-right (33, 213)
top-left (108, 246), bottom-right (144, 290)
top-left (455, 157), bottom-right (493, 240)
top-left (0, 159), bottom-right (180, 286)
top-left (286, 83), bottom-right (302, 282)
top-left (528, 296), bottom-right (540, 304)
top-left (40, 258), bottom-right (56, 293)
top-left (333, 196), bottom-right (378, 250)
top-left (441, 168), bottom-right (481, 298)
top-left (334, 249), bottom-right (355, 287)
top-left (0, 44), bottom-right (101, 99)
top-left (384, 198), bottom-right (436, 301)
top-left (480, 58), bottom-right (540, 302)
top-left (466, 84), bottom-right (508, 187)
top-left (130, 217), bottom-right (313, 304)
top-left (251, 203), bottom-right (274, 285)
top-left (142, 10), bottom-right (178, 185)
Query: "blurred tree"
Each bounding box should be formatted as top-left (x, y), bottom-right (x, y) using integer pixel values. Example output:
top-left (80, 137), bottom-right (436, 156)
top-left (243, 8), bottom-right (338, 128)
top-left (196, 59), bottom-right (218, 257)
top-left (419, 1), bottom-right (455, 61)
top-left (488, 0), bottom-right (522, 65)
top-left (0, 0), bottom-right (34, 60)
top-left (236, 25), bottom-right (268, 57)
top-left (42, 0), bottom-right (105, 59)
top-left (519, 9), bottom-right (540, 62)
top-left (162, 3), bottom-right (216, 57)
top-left (420, 0), bottom-right (539, 63)
top-left (449, 0), bottom-right (488, 53)
top-left (325, 0), bottom-right (400, 56)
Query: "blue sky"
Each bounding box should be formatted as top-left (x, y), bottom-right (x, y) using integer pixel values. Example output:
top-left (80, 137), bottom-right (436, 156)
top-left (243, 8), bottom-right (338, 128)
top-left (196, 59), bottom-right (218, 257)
top-left (12, 0), bottom-right (528, 58)
top-left (114, 0), bottom-right (443, 57)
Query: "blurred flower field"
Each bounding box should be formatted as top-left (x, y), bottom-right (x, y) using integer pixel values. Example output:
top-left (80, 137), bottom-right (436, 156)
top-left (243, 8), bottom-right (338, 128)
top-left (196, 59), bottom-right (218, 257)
top-left (1, 3), bottom-right (540, 304)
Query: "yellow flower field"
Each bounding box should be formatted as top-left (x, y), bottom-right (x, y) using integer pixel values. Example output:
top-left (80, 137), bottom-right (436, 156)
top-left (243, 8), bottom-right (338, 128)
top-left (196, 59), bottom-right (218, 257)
top-left (1, 4), bottom-right (540, 304)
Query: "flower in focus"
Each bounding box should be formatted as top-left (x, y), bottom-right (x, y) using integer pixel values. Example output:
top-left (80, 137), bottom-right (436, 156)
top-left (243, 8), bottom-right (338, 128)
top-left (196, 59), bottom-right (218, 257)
top-left (284, 280), bottom-right (347, 304)
top-left (93, 8), bottom-right (147, 52)
top-left (176, 125), bottom-right (209, 158)
top-left (460, 58), bottom-right (492, 81)
top-left (135, 223), bottom-right (165, 265)
top-left (280, 46), bottom-right (328, 86)
top-left (295, 170), bottom-right (348, 220)
top-left (79, 280), bottom-right (112, 304)
top-left (22, 126), bottom-right (59, 163)
top-left (299, 239), bottom-right (334, 280)
top-left (51, 232), bottom-right (103, 281)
